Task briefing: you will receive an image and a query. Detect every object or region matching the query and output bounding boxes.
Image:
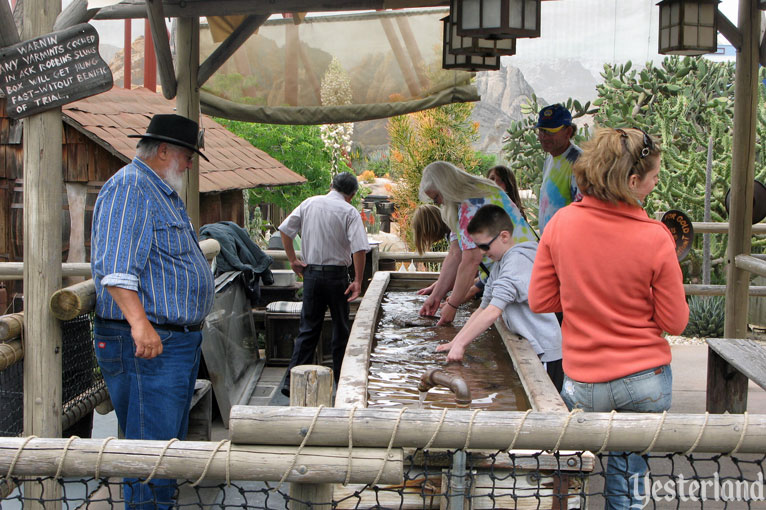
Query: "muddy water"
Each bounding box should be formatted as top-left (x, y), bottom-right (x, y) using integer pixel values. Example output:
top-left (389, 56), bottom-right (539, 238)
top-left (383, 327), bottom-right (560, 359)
top-left (367, 291), bottom-right (529, 411)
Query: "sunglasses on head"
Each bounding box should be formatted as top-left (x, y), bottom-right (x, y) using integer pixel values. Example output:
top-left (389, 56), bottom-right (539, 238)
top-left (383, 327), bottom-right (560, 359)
top-left (616, 128), bottom-right (655, 174)
top-left (476, 232), bottom-right (501, 251)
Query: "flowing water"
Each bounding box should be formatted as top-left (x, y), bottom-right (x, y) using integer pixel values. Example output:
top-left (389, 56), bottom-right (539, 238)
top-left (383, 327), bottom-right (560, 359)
top-left (367, 291), bottom-right (529, 411)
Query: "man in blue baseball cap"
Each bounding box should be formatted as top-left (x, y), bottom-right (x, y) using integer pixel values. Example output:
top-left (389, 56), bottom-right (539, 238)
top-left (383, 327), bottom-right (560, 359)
top-left (535, 104), bottom-right (582, 234)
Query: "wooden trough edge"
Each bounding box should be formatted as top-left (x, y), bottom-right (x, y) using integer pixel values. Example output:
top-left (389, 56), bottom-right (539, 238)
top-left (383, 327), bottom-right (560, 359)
top-left (228, 406), bottom-right (766, 454)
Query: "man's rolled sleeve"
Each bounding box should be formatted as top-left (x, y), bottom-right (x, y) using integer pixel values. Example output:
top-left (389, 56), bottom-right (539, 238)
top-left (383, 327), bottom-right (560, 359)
top-left (101, 273), bottom-right (140, 291)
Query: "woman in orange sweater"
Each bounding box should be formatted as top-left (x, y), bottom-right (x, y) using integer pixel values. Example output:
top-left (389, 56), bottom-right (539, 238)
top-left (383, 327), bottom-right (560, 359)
top-left (529, 127), bottom-right (689, 510)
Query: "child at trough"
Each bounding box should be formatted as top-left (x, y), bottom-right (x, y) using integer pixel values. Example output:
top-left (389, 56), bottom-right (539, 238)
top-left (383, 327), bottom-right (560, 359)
top-left (436, 204), bottom-right (563, 391)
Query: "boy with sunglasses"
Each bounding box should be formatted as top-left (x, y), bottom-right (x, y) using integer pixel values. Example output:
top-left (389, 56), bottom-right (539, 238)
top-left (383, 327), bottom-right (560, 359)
top-left (436, 204), bottom-right (563, 391)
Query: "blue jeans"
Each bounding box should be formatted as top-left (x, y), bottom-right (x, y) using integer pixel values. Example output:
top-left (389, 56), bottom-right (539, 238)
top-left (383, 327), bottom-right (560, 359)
top-left (94, 318), bottom-right (202, 510)
top-left (560, 365), bottom-right (672, 510)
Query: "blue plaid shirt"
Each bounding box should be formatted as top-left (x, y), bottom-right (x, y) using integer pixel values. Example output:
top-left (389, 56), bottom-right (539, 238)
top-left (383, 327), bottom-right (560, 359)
top-left (91, 158), bottom-right (215, 326)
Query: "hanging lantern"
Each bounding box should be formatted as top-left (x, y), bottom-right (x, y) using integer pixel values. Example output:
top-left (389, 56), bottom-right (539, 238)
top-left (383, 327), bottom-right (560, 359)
top-left (452, 0), bottom-right (540, 39)
top-left (657, 0), bottom-right (719, 55)
top-left (449, 15), bottom-right (516, 56)
top-left (443, 17), bottom-right (501, 71)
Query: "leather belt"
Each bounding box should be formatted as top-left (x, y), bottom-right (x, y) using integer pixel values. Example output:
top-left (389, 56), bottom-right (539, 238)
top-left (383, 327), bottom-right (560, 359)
top-left (305, 264), bottom-right (348, 272)
top-left (96, 317), bottom-right (204, 333)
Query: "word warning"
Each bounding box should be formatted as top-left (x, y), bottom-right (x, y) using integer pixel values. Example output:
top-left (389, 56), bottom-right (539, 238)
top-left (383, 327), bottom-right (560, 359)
top-left (0, 23), bottom-right (113, 119)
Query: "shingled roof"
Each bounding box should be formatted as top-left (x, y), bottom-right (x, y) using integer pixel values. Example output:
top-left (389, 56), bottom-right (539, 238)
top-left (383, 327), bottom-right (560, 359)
top-left (61, 87), bottom-right (306, 193)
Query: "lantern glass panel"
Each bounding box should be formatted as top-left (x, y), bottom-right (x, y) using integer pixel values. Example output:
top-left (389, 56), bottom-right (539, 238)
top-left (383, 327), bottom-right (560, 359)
top-left (483, 0), bottom-right (502, 29)
top-left (670, 25), bottom-right (679, 46)
top-left (524, 0), bottom-right (537, 31)
top-left (497, 38), bottom-right (514, 50)
top-left (462, 0), bottom-right (481, 30)
top-left (699, 3), bottom-right (715, 23)
top-left (670, 1), bottom-right (680, 24)
top-left (685, 2), bottom-right (698, 20)
top-left (660, 27), bottom-right (670, 48)
top-left (509, 0), bottom-right (523, 30)
top-left (683, 24), bottom-right (698, 45)
top-left (699, 26), bottom-right (715, 44)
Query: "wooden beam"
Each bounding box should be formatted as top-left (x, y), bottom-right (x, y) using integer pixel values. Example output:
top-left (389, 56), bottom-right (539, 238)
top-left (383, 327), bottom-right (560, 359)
top-left (176, 16), bottom-right (201, 227)
top-left (198, 14), bottom-right (268, 87)
top-left (145, 0), bottom-right (177, 99)
top-left (0, 437), bottom-right (403, 484)
top-left (53, 0), bottom-right (98, 31)
top-left (715, 10), bottom-right (742, 51)
top-left (735, 254), bottom-right (766, 278)
top-left (0, 262), bottom-right (92, 280)
top-left (94, 0), bottom-right (450, 20)
top-left (379, 16), bottom-right (420, 97)
top-left (229, 406), bottom-right (766, 454)
top-left (718, 0), bottom-right (761, 414)
top-left (22, 1), bottom-right (62, 508)
top-left (0, 0), bottom-right (20, 46)
top-left (684, 284), bottom-right (766, 296)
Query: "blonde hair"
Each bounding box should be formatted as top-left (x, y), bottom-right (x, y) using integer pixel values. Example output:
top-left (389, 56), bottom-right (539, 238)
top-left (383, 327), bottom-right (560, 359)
top-left (574, 127), bottom-right (662, 204)
top-left (418, 161), bottom-right (503, 231)
top-left (412, 204), bottom-right (451, 254)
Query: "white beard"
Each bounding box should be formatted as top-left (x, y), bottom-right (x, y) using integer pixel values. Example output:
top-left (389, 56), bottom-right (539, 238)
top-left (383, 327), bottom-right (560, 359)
top-left (163, 159), bottom-right (186, 194)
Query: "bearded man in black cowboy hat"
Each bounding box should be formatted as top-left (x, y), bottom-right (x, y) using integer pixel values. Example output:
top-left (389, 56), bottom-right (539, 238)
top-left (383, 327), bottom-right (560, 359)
top-left (90, 114), bottom-right (214, 509)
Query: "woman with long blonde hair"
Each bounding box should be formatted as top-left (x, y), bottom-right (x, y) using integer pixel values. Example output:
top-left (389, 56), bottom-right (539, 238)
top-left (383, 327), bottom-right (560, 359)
top-left (416, 161), bottom-right (534, 325)
top-left (529, 127), bottom-right (689, 510)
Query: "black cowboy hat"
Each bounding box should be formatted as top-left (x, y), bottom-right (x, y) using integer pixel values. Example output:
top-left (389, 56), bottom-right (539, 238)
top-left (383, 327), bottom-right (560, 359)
top-left (724, 180), bottom-right (766, 225)
top-left (129, 114), bottom-right (209, 161)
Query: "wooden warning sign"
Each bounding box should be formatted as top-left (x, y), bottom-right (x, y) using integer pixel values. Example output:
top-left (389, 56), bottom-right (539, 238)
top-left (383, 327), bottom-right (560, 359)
top-left (0, 23), bottom-right (113, 119)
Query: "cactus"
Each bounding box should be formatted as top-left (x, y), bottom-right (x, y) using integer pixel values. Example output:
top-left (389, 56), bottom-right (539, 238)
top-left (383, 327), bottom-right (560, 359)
top-left (683, 296), bottom-right (725, 338)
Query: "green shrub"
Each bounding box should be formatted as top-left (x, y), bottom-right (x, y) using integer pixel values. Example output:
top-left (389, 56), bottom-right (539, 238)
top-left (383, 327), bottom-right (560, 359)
top-left (683, 295), bottom-right (725, 338)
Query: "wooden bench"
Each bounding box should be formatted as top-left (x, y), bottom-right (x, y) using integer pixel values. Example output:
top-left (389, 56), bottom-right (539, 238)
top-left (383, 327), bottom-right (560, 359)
top-left (706, 338), bottom-right (766, 391)
top-left (187, 379), bottom-right (213, 441)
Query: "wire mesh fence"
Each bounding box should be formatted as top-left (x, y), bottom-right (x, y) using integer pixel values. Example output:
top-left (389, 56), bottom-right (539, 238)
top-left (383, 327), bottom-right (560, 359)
top-left (0, 313), bottom-right (102, 438)
top-left (1, 446), bottom-right (765, 509)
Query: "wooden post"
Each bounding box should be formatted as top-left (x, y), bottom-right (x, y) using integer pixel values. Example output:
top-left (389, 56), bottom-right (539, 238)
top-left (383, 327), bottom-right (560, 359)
top-left (22, 0), bottom-right (62, 508)
top-left (176, 16), bottom-right (201, 230)
top-left (713, 0), bottom-right (760, 413)
top-left (124, 19), bottom-right (131, 89)
top-left (289, 365), bottom-right (334, 510)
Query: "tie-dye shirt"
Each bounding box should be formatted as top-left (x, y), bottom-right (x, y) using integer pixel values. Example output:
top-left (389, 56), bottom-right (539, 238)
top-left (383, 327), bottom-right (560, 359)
top-left (452, 184), bottom-right (536, 251)
top-left (538, 143), bottom-right (583, 233)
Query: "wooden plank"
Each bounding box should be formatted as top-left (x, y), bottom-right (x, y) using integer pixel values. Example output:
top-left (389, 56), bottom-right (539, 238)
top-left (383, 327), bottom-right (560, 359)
top-left (198, 14), bottom-right (268, 87)
top-left (145, 0), bottom-right (177, 99)
top-left (707, 338), bottom-right (766, 391)
top-left (495, 320), bottom-right (567, 413)
top-left (707, 347), bottom-right (749, 413)
top-left (335, 270), bottom-right (389, 408)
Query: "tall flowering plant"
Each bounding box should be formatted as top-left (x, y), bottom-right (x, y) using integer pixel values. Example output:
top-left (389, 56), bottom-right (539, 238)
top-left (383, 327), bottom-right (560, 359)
top-left (320, 57), bottom-right (354, 175)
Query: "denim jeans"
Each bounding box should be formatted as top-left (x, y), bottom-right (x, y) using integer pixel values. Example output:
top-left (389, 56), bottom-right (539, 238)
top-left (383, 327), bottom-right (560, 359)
top-left (94, 318), bottom-right (202, 510)
top-left (285, 266), bottom-right (350, 385)
top-left (560, 365), bottom-right (672, 510)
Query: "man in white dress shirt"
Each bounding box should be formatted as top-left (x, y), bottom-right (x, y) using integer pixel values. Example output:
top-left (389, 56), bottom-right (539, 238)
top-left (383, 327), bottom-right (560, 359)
top-left (278, 172), bottom-right (370, 396)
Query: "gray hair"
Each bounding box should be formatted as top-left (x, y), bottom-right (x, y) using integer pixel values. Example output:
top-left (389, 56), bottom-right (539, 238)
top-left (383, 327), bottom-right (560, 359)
top-left (136, 138), bottom-right (163, 160)
top-left (331, 172), bottom-right (359, 197)
top-left (418, 161), bottom-right (502, 232)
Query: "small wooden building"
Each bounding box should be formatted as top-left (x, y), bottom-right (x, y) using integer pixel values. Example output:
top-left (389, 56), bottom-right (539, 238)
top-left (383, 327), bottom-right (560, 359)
top-left (0, 86), bottom-right (305, 308)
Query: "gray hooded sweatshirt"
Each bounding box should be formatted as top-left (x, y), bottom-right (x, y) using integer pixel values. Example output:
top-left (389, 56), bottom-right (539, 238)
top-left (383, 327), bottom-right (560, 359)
top-left (481, 241), bottom-right (562, 362)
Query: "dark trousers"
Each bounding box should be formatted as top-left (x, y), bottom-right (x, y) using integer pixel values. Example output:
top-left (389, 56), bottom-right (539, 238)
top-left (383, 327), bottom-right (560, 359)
top-left (286, 266), bottom-right (350, 384)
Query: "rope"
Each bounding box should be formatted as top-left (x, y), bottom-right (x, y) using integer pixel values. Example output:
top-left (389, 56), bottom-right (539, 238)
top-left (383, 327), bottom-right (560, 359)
top-left (730, 411), bottom-right (749, 455)
top-left (190, 439), bottom-right (230, 487)
top-left (54, 435), bottom-right (79, 479)
top-left (4, 435), bottom-right (36, 482)
top-left (684, 412), bottom-right (709, 456)
top-left (94, 436), bottom-right (116, 480)
top-left (424, 408), bottom-right (448, 451)
top-left (553, 409), bottom-right (583, 452)
top-left (344, 405), bottom-right (360, 486)
top-left (639, 411), bottom-right (667, 455)
top-left (595, 411), bottom-right (616, 455)
top-left (506, 409), bottom-right (532, 451)
top-left (464, 409), bottom-right (482, 451)
top-left (274, 405), bottom-right (325, 491)
top-left (144, 438), bottom-right (178, 484)
top-left (372, 407), bottom-right (406, 487)
top-left (225, 439), bottom-right (232, 486)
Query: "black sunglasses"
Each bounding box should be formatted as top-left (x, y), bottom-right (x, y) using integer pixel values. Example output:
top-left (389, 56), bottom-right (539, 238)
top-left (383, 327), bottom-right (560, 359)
top-left (616, 128), bottom-right (654, 173)
top-left (476, 232), bottom-right (501, 251)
